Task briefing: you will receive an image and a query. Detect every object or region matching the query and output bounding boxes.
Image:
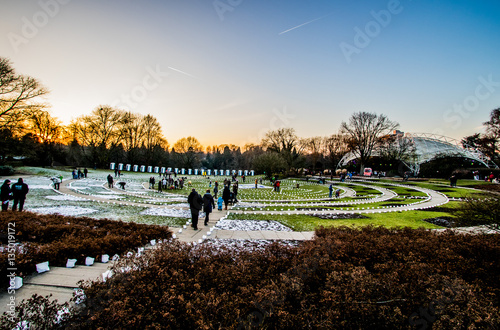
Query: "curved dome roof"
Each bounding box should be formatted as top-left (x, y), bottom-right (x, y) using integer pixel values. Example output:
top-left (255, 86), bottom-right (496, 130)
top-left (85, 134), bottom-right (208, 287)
top-left (338, 132), bottom-right (498, 174)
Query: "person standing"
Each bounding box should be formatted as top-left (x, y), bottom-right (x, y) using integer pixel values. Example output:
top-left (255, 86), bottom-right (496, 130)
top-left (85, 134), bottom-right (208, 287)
top-left (188, 188), bottom-right (203, 230)
top-left (1, 179), bottom-right (12, 212)
top-left (232, 183), bottom-right (239, 202)
top-left (222, 185), bottom-right (231, 210)
top-left (329, 184), bottom-right (333, 198)
top-left (202, 189), bottom-right (215, 226)
top-left (107, 174), bottom-right (113, 188)
top-left (11, 178), bottom-right (29, 211)
top-left (84, 168), bottom-right (88, 178)
top-left (213, 182), bottom-right (219, 199)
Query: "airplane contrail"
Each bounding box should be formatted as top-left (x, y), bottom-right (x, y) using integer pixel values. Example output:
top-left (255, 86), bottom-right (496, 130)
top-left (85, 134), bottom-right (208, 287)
top-left (279, 13), bottom-right (332, 35)
top-left (168, 66), bottom-right (199, 79)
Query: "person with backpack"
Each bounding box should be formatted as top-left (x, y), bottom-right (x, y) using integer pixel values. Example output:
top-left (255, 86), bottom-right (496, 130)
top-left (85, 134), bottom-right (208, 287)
top-left (188, 188), bottom-right (203, 230)
top-left (11, 178), bottom-right (29, 211)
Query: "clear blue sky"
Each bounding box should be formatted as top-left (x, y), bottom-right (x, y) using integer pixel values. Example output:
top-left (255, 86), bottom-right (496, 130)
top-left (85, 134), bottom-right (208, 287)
top-left (2, 0), bottom-right (500, 147)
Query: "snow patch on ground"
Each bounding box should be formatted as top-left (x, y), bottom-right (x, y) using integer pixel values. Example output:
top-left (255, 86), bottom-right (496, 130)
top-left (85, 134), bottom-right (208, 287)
top-left (30, 206), bottom-right (98, 216)
top-left (169, 203), bottom-right (190, 208)
top-left (166, 197), bottom-right (188, 202)
top-left (91, 194), bottom-right (126, 199)
top-left (236, 202), bottom-right (267, 208)
top-left (45, 195), bottom-right (88, 201)
top-left (202, 239), bottom-right (299, 252)
top-left (140, 208), bottom-right (205, 218)
top-left (28, 185), bottom-right (53, 189)
top-left (237, 184), bottom-right (271, 189)
top-left (215, 219), bottom-right (292, 231)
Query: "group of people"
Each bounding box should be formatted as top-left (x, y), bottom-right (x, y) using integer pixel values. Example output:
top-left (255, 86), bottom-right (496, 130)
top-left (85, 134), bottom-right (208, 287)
top-left (328, 184), bottom-right (341, 198)
top-left (188, 188), bottom-right (215, 230)
top-left (154, 177), bottom-right (185, 191)
top-left (187, 180), bottom-right (238, 230)
top-left (72, 168), bottom-right (88, 179)
top-left (107, 174), bottom-right (126, 189)
top-left (1, 178), bottom-right (29, 212)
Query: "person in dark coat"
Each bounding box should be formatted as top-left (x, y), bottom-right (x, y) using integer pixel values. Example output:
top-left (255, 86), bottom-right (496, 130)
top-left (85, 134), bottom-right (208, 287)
top-left (213, 181), bottom-right (219, 199)
top-left (222, 185), bottom-right (231, 210)
top-left (202, 189), bottom-right (215, 226)
top-left (11, 178), bottom-right (29, 211)
top-left (1, 179), bottom-right (12, 212)
top-left (232, 183), bottom-right (239, 202)
top-left (107, 174), bottom-right (113, 188)
top-left (188, 188), bottom-right (203, 230)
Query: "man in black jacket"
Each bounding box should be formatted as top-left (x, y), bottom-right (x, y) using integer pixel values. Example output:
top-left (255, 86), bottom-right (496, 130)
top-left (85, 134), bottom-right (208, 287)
top-left (202, 189), bottom-right (215, 226)
top-left (187, 188), bottom-right (203, 230)
top-left (12, 178), bottom-right (29, 211)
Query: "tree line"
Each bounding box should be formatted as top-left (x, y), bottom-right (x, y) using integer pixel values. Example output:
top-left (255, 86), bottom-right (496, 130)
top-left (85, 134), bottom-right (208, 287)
top-left (2, 57), bottom-right (499, 177)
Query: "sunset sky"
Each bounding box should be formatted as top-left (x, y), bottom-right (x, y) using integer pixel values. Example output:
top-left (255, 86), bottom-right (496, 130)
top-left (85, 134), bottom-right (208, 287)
top-left (2, 0), bottom-right (500, 147)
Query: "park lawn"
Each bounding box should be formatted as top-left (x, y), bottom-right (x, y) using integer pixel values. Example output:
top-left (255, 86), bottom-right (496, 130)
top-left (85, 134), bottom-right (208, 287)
top-left (227, 209), bottom-right (448, 231)
top-left (233, 196), bottom-right (425, 211)
top-left (401, 181), bottom-right (489, 198)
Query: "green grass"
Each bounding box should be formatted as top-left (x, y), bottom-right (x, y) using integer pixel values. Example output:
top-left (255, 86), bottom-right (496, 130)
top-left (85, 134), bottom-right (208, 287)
top-left (227, 210), bottom-right (445, 231)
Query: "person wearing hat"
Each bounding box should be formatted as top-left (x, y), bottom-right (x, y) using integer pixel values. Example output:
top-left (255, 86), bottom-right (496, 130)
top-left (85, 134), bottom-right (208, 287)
top-left (1, 179), bottom-right (12, 211)
top-left (11, 178), bottom-right (29, 211)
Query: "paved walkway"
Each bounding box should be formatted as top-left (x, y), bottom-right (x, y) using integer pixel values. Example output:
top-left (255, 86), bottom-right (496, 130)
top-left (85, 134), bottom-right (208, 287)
top-left (0, 262), bottom-right (114, 315)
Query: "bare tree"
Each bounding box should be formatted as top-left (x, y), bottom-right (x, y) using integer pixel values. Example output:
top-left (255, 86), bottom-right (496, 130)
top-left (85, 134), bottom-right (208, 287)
top-left (484, 108), bottom-right (500, 140)
top-left (377, 133), bottom-right (416, 166)
top-left (324, 134), bottom-right (349, 173)
top-left (340, 112), bottom-right (399, 171)
top-left (261, 128), bottom-right (305, 172)
top-left (70, 105), bottom-right (126, 166)
top-left (28, 109), bottom-right (64, 144)
top-left (481, 108), bottom-right (500, 162)
top-left (141, 114), bottom-right (168, 164)
top-left (173, 136), bottom-right (202, 168)
top-left (302, 136), bottom-right (324, 173)
top-left (0, 58), bottom-right (49, 131)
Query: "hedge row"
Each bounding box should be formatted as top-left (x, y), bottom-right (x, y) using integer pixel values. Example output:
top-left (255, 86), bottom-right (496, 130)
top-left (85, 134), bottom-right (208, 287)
top-left (52, 226), bottom-right (500, 329)
top-left (0, 212), bottom-right (172, 290)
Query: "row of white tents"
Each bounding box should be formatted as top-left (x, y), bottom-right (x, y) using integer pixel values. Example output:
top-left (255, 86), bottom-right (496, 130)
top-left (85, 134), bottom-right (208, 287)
top-left (109, 163), bottom-right (254, 176)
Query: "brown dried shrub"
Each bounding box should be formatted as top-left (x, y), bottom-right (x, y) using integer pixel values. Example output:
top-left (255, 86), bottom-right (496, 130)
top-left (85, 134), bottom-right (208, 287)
top-left (0, 211), bottom-right (172, 289)
top-left (59, 226), bottom-right (499, 329)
